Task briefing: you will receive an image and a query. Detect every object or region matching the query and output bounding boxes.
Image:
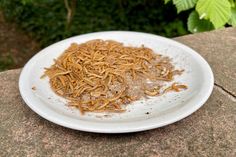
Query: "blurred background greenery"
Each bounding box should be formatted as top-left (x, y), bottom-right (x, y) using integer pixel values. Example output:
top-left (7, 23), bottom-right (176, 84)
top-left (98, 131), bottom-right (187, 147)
top-left (0, 0), bottom-right (235, 71)
top-left (0, 0), bottom-right (189, 46)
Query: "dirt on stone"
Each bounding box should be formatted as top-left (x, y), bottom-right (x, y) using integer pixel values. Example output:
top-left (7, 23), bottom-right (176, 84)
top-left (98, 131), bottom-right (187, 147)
top-left (0, 12), bottom-right (40, 71)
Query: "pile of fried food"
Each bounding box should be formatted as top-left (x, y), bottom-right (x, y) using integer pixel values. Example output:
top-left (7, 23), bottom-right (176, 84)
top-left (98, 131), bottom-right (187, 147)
top-left (42, 39), bottom-right (187, 114)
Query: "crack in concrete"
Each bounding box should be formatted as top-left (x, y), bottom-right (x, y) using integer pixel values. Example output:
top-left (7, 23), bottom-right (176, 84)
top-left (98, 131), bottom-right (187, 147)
top-left (214, 83), bottom-right (236, 102)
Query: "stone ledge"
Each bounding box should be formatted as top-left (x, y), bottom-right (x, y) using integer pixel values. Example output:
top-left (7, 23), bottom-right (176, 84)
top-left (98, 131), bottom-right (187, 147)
top-left (0, 28), bottom-right (236, 157)
top-left (174, 27), bottom-right (236, 96)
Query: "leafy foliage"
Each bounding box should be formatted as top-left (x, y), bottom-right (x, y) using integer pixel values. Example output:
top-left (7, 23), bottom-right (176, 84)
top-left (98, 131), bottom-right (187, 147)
top-left (166, 0), bottom-right (235, 33)
top-left (228, 7), bottom-right (236, 26)
top-left (173, 0), bottom-right (197, 13)
top-left (0, 0), bottom-right (188, 47)
top-left (187, 11), bottom-right (214, 33)
top-left (196, 0), bottom-right (231, 28)
top-left (164, 0), bottom-right (171, 4)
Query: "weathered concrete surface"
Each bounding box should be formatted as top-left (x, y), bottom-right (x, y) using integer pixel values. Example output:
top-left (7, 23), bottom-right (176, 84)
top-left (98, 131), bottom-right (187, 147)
top-left (175, 27), bottom-right (236, 96)
top-left (0, 28), bottom-right (236, 157)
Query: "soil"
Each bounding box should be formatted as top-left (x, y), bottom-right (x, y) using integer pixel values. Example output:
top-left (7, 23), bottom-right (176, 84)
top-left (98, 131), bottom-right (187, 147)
top-left (0, 12), bottom-right (40, 70)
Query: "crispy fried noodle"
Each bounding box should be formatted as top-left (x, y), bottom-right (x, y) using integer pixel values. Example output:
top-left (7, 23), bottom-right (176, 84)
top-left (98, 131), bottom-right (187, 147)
top-left (42, 39), bottom-right (187, 114)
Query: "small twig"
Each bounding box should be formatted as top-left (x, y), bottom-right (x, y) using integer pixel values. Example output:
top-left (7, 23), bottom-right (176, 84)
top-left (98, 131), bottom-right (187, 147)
top-left (64, 0), bottom-right (76, 30)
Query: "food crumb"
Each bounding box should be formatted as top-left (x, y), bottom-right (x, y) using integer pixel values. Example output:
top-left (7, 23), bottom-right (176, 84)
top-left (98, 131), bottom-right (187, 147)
top-left (104, 114), bottom-right (111, 118)
top-left (32, 86), bottom-right (36, 90)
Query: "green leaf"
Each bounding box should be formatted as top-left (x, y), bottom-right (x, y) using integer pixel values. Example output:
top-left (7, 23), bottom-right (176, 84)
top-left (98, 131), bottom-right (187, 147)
top-left (173, 0), bottom-right (197, 13)
top-left (228, 7), bottom-right (236, 26)
top-left (196, 0), bottom-right (231, 28)
top-left (164, 0), bottom-right (171, 4)
top-left (187, 11), bottom-right (214, 33)
top-left (229, 0), bottom-right (236, 7)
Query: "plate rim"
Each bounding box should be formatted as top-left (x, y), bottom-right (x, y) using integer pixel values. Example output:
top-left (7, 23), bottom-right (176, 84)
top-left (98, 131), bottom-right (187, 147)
top-left (19, 31), bottom-right (214, 133)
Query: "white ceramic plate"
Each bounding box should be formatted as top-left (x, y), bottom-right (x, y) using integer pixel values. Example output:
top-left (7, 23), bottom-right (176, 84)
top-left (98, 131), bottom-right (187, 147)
top-left (19, 31), bottom-right (214, 133)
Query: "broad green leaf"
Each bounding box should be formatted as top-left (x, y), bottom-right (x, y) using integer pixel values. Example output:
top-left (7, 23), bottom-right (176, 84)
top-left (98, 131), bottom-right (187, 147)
top-left (173, 0), bottom-right (197, 13)
top-left (164, 0), bottom-right (171, 4)
top-left (229, 0), bottom-right (235, 7)
top-left (196, 0), bottom-right (231, 28)
top-left (228, 7), bottom-right (236, 26)
top-left (187, 11), bottom-right (214, 33)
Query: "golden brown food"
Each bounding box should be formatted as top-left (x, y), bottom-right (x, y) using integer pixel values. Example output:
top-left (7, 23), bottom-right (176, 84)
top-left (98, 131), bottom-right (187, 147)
top-left (42, 39), bottom-right (187, 114)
